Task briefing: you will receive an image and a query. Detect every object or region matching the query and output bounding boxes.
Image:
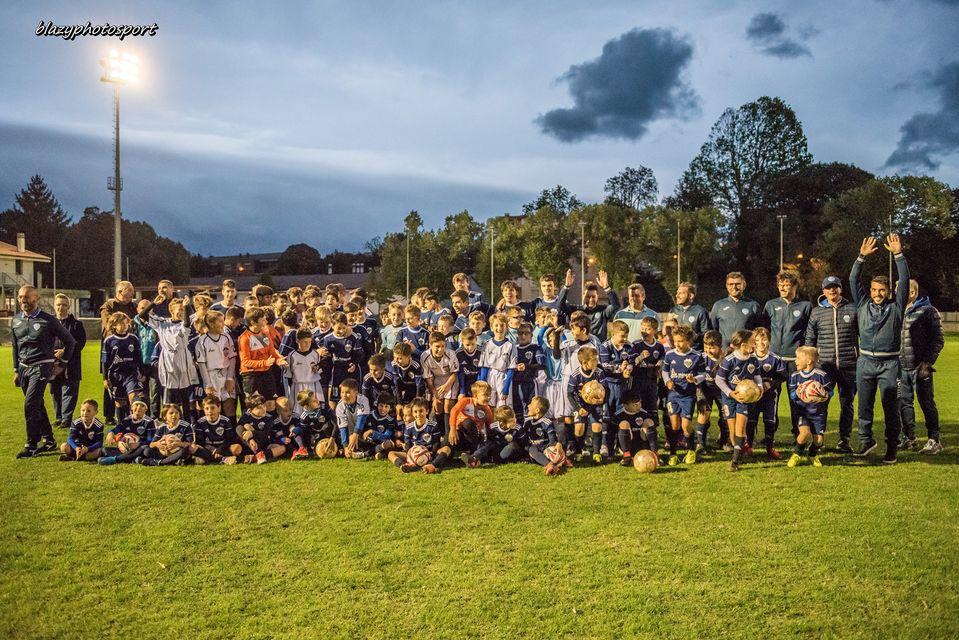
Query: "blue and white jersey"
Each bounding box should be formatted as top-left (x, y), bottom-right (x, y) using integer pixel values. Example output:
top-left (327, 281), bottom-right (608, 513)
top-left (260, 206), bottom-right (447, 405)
top-left (367, 411), bottom-right (397, 441)
top-left (195, 415), bottom-right (236, 447)
top-left (101, 333), bottom-right (141, 377)
top-left (154, 419), bottom-right (196, 444)
top-left (567, 367), bottom-right (606, 411)
top-left (613, 408), bottom-right (656, 431)
top-left (404, 419), bottom-right (443, 452)
top-left (379, 324), bottom-right (403, 352)
top-left (452, 314), bottom-right (469, 333)
top-left (362, 371), bottom-right (396, 407)
top-left (486, 421), bottom-right (514, 447)
top-left (754, 351), bottom-right (787, 386)
top-left (237, 411), bottom-right (272, 439)
top-left (661, 349), bottom-right (706, 396)
top-left (715, 352), bottom-right (763, 397)
top-left (420, 307), bottom-right (451, 328)
top-left (559, 335), bottom-right (603, 379)
top-left (319, 333), bottom-right (364, 376)
top-left (519, 416), bottom-right (556, 448)
top-left (631, 339), bottom-right (666, 383)
top-left (68, 418), bottom-right (104, 448)
top-left (475, 330), bottom-right (493, 349)
top-left (788, 368), bottom-right (834, 417)
top-left (514, 343), bottom-right (544, 384)
top-left (387, 359), bottom-right (424, 403)
top-left (480, 338), bottom-right (517, 372)
top-left (270, 415), bottom-right (297, 441)
top-left (396, 326), bottom-right (430, 357)
top-left (311, 327), bottom-right (333, 350)
top-left (351, 323), bottom-right (377, 359)
top-left (111, 416), bottom-right (156, 443)
top-left (300, 406), bottom-right (334, 440)
top-left (534, 326), bottom-right (563, 381)
top-left (456, 346), bottom-right (482, 391)
top-left (335, 396), bottom-right (372, 435)
top-left (701, 353), bottom-right (722, 393)
top-left (598, 340), bottom-right (634, 384)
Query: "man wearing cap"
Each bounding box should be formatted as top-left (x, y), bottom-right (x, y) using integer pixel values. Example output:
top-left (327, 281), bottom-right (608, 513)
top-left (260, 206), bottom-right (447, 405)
top-left (805, 275), bottom-right (859, 453)
top-left (709, 271), bottom-right (761, 347)
top-left (849, 234), bottom-right (909, 464)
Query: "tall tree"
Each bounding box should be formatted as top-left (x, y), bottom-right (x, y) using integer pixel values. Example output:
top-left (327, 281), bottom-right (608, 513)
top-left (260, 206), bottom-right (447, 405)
top-left (604, 166), bottom-right (658, 209)
top-left (274, 243), bottom-right (324, 275)
top-left (435, 210), bottom-right (484, 278)
top-left (522, 185), bottom-right (583, 216)
top-left (474, 215), bottom-right (525, 298)
top-left (637, 206), bottom-right (726, 295)
top-left (368, 211), bottom-right (447, 301)
top-left (0, 174), bottom-right (71, 283)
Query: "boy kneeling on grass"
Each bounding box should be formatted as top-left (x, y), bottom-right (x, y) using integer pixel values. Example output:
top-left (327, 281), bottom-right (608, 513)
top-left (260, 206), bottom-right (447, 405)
top-left (60, 399), bottom-right (104, 462)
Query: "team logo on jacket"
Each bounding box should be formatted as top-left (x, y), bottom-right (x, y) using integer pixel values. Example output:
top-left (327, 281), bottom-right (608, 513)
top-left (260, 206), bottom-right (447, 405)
top-left (128, 344), bottom-right (135, 352)
top-left (843, 315), bottom-right (851, 323)
top-left (722, 306), bottom-right (730, 311)
top-left (215, 426), bottom-right (224, 436)
top-left (683, 358), bottom-right (693, 368)
top-left (688, 315), bottom-right (696, 323)
top-left (33, 323), bottom-right (41, 331)
top-left (747, 364), bottom-right (755, 373)
top-left (793, 309), bottom-right (801, 317)
top-left (476, 410), bottom-right (486, 420)
top-left (763, 363), bottom-right (771, 371)
top-left (422, 432), bottom-right (432, 443)
top-left (774, 307), bottom-right (783, 313)
top-left (741, 309), bottom-right (749, 315)
top-left (344, 343), bottom-right (352, 352)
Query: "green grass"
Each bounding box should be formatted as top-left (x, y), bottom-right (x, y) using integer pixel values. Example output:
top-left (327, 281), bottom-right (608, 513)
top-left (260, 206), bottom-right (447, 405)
top-left (1, 341), bottom-right (958, 639)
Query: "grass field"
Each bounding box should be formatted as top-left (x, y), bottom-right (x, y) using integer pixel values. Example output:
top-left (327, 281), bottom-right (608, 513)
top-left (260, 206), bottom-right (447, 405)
top-left (1, 340), bottom-right (957, 639)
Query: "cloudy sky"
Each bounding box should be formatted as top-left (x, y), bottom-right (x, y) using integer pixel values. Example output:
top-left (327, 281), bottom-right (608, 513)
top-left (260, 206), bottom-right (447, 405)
top-left (0, 0), bottom-right (956, 255)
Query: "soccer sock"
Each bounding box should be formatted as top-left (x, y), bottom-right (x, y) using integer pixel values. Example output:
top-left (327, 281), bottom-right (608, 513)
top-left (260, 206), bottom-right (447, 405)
top-left (617, 429), bottom-right (631, 455)
top-left (809, 441), bottom-right (821, 457)
top-left (764, 421), bottom-right (777, 446)
top-left (794, 442), bottom-right (808, 455)
top-left (719, 422), bottom-right (730, 446)
top-left (556, 421), bottom-right (569, 448)
top-left (574, 434), bottom-right (586, 454)
top-left (666, 428), bottom-right (677, 455)
top-left (116, 445), bottom-right (146, 463)
top-left (432, 451), bottom-right (449, 468)
top-left (159, 448), bottom-right (188, 465)
top-left (695, 423), bottom-right (707, 446)
top-left (644, 427), bottom-right (658, 453)
top-left (684, 431), bottom-right (696, 451)
top-left (293, 434), bottom-right (306, 449)
top-left (745, 422), bottom-right (756, 447)
top-left (591, 431), bottom-right (603, 455)
top-left (732, 435), bottom-right (744, 463)
top-left (393, 457), bottom-right (405, 468)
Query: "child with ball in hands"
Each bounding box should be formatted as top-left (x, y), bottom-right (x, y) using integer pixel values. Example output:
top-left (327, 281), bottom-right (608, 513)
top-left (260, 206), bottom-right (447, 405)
top-left (715, 329), bottom-right (764, 472)
top-left (787, 346), bottom-right (834, 468)
top-left (388, 397), bottom-right (449, 473)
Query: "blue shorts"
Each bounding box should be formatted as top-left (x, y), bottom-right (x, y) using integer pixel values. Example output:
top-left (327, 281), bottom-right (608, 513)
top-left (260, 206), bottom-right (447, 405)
top-left (798, 413), bottom-right (827, 435)
top-left (605, 380), bottom-right (626, 416)
top-left (666, 393), bottom-right (695, 419)
top-left (108, 371), bottom-right (142, 402)
top-left (722, 395), bottom-right (755, 419)
top-left (574, 403), bottom-right (608, 425)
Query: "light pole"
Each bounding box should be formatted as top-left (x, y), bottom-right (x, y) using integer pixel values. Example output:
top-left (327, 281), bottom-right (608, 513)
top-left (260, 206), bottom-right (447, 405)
top-left (490, 223), bottom-right (495, 299)
top-left (405, 230), bottom-right (410, 301)
top-left (888, 213), bottom-right (893, 288)
top-left (675, 217), bottom-right (681, 288)
top-left (777, 214), bottom-right (787, 271)
top-left (579, 221), bottom-right (586, 303)
top-left (99, 49), bottom-right (139, 286)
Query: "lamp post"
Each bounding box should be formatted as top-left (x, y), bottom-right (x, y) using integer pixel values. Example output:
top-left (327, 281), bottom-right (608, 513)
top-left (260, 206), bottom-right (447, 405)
top-left (676, 217), bottom-right (681, 288)
top-left (99, 49), bottom-right (139, 286)
top-left (777, 214), bottom-right (787, 271)
top-left (405, 231), bottom-right (410, 301)
top-left (490, 224), bottom-right (495, 299)
top-left (579, 221), bottom-right (586, 303)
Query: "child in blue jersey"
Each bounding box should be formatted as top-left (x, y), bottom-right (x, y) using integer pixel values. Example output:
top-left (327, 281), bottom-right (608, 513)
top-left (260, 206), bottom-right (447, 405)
top-left (505, 306), bottom-right (525, 342)
top-left (479, 405), bottom-right (525, 464)
top-left (455, 328), bottom-right (482, 397)
top-left (567, 346), bottom-right (609, 463)
top-left (521, 396), bottom-right (564, 474)
top-left (60, 399), bottom-right (104, 462)
top-left (436, 314), bottom-right (459, 351)
top-left (388, 341), bottom-right (424, 413)
top-left (497, 280), bottom-right (536, 323)
top-left (362, 353), bottom-right (395, 408)
top-left (661, 325), bottom-right (706, 466)
top-left (787, 347), bottom-right (835, 467)
top-left (421, 331), bottom-right (460, 437)
top-left (512, 323), bottom-right (544, 423)
top-left (236, 393), bottom-right (287, 464)
top-left (695, 330), bottom-right (728, 452)
top-left (290, 389), bottom-right (334, 458)
top-left (397, 305), bottom-right (430, 358)
top-left (100, 399), bottom-right (155, 465)
top-left (614, 391), bottom-right (658, 466)
top-left (552, 313), bottom-right (602, 455)
top-left (715, 330), bottom-right (764, 472)
top-left (346, 302), bottom-right (377, 372)
top-left (355, 392), bottom-right (398, 460)
top-left (632, 316), bottom-right (666, 413)
top-left (599, 320), bottom-right (634, 451)
top-left (101, 312), bottom-right (143, 420)
top-left (319, 313), bottom-right (365, 407)
top-left (749, 327), bottom-right (787, 460)
top-left (388, 398), bottom-right (450, 473)
top-left (140, 404), bottom-right (197, 466)
top-left (269, 397), bottom-right (296, 459)
top-left (338, 379), bottom-right (372, 458)
top-left (478, 313), bottom-right (518, 408)
top-left (379, 302), bottom-right (406, 352)
top-left (467, 311), bottom-right (493, 349)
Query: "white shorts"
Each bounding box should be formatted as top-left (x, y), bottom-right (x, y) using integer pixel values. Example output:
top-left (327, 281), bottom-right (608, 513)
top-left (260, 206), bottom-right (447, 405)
top-left (291, 380), bottom-right (325, 415)
top-left (204, 369), bottom-right (237, 401)
top-left (430, 374), bottom-right (459, 401)
top-left (543, 378), bottom-right (572, 419)
top-left (486, 369), bottom-right (510, 407)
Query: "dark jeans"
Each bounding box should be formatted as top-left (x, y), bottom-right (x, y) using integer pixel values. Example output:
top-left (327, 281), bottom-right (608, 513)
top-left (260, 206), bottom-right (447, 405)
top-left (898, 369), bottom-right (939, 441)
top-left (144, 366), bottom-right (163, 417)
top-left (50, 379), bottom-right (80, 425)
top-left (856, 356), bottom-right (901, 448)
top-left (821, 362), bottom-right (857, 442)
top-left (18, 364), bottom-right (54, 446)
top-left (102, 386), bottom-right (116, 422)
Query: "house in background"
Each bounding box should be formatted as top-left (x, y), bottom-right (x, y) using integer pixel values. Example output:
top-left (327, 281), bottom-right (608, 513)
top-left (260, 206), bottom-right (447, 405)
top-left (0, 233), bottom-right (50, 313)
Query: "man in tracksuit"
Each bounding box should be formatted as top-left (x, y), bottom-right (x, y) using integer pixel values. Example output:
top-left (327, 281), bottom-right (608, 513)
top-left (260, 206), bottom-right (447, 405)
top-left (762, 270), bottom-right (812, 437)
top-left (805, 276), bottom-right (859, 453)
top-left (898, 279), bottom-right (944, 454)
top-left (709, 271), bottom-right (761, 347)
top-left (849, 234), bottom-right (909, 463)
top-left (670, 282), bottom-right (710, 349)
top-left (12, 285), bottom-right (77, 459)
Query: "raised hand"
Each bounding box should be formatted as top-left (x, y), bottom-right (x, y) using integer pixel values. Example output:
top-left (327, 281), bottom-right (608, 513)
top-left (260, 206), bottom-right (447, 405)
top-left (860, 237), bottom-right (879, 257)
top-left (565, 268), bottom-right (574, 287)
top-left (596, 270), bottom-right (609, 289)
top-left (884, 233), bottom-right (902, 254)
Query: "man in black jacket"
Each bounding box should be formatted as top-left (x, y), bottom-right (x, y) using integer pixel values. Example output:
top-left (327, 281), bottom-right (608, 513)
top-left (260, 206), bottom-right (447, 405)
top-left (805, 275), bottom-right (859, 453)
top-left (49, 293), bottom-right (86, 428)
top-left (898, 279), bottom-right (944, 454)
top-left (11, 286), bottom-right (76, 458)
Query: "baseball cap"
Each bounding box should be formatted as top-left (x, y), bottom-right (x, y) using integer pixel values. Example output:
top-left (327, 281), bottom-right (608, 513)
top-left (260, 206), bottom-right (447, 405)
top-left (821, 276), bottom-right (841, 289)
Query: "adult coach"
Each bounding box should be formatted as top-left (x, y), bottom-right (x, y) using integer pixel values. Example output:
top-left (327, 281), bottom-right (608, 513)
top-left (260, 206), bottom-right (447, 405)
top-left (709, 271), bottom-right (761, 346)
top-left (805, 275), bottom-right (859, 453)
top-left (670, 282), bottom-right (710, 348)
top-left (898, 279), bottom-right (944, 455)
top-left (849, 234), bottom-right (909, 464)
top-left (763, 270), bottom-right (811, 434)
top-left (100, 281), bottom-right (137, 425)
top-left (49, 293), bottom-right (87, 429)
top-left (12, 286), bottom-right (76, 458)
top-left (613, 283), bottom-right (657, 342)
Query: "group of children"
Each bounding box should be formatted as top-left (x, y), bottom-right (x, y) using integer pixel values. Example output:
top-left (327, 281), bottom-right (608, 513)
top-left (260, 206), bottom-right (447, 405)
top-left (62, 271), bottom-right (835, 474)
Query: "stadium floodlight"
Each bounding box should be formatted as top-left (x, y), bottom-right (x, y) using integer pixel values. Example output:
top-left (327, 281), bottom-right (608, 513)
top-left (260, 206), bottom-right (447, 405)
top-left (99, 49), bottom-right (140, 285)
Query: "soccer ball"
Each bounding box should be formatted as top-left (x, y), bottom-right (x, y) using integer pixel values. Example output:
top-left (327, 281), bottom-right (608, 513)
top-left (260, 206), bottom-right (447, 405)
top-left (734, 379), bottom-right (762, 404)
top-left (117, 433), bottom-right (141, 454)
top-left (797, 380), bottom-right (829, 404)
top-left (407, 445), bottom-right (431, 467)
top-left (314, 437), bottom-right (338, 459)
top-left (544, 444), bottom-right (566, 464)
top-left (580, 380), bottom-right (606, 406)
top-left (632, 449), bottom-right (659, 473)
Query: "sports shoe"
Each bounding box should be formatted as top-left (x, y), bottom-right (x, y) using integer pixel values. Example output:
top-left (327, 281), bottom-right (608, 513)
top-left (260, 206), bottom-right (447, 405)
top-left (458, 452), bottom-right (472, 466)
top-left (729, 458), bottom-right (740, 472)
top-left (255, 451), bottom-right (267, 464)
top-left (58, 453), bottom-right (71, 462)
top-left (98, 456), bottom-right (118, 466)
top-left (810, 455), bottom-right (823, 468)
top-left (290, 447), bottom-right (309, 460)
top-left (599, 444), bottom-right (610, 458)
top-left (619, 454), bottom-right (633, 467)
top-left (836, 440), bottom-right (853, 454)
top-left (882, 448), bottom-right (897, 465)
top-left (15, 445), bottom-right (37, 459)
top-left (695, 442), bottom-right (705, 454)
top-left (374, 451), bottom-right (387, 460)
top-left (140, 458), bottom-right (159, 466)
top-left (668, 454), bottom-right (679, 467)
top-left (765, 445), bottom-right (782, 460)
top-left (221, 456), bottom-right (238, 465)
top-left (36, 438), bottom-right (58, 454)
top-left (592, 453), bottom-right (603, 464)
top-left (545, 462), bottom-right (559, 476)
top-left (919, 439), bottom-right (942, 455)
top-left (684, 449), bottom-right (697, 464)
top-left (787, 453), bottom-right (802, 468)
top-left (401, 463), bottom-right (418, 473)
top-left (467, 455), bottom-right (480, 469)
top-left (854, 441), bottom-right (877, 457)
top-left (898, 436), bottom-right (916, 451)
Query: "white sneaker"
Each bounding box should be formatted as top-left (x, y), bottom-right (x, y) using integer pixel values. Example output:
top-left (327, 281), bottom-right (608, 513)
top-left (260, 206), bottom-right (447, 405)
top-left (919, 439), bottom-right (942, 455)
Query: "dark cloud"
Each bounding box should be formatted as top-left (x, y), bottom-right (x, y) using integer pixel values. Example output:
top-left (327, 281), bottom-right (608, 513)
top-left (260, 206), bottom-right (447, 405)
top-left (745, 12), bottom-right (813, 59)
top-left (536, 28), bottom-right (699, 143)
top-left (0, 122), bottom-right (529, 254)
top-left (885, 61), bottom-right (959, 170)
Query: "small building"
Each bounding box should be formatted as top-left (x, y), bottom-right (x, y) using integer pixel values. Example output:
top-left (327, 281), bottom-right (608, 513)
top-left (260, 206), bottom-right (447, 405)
top-left (0, 233), bottom-right (51, 313)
